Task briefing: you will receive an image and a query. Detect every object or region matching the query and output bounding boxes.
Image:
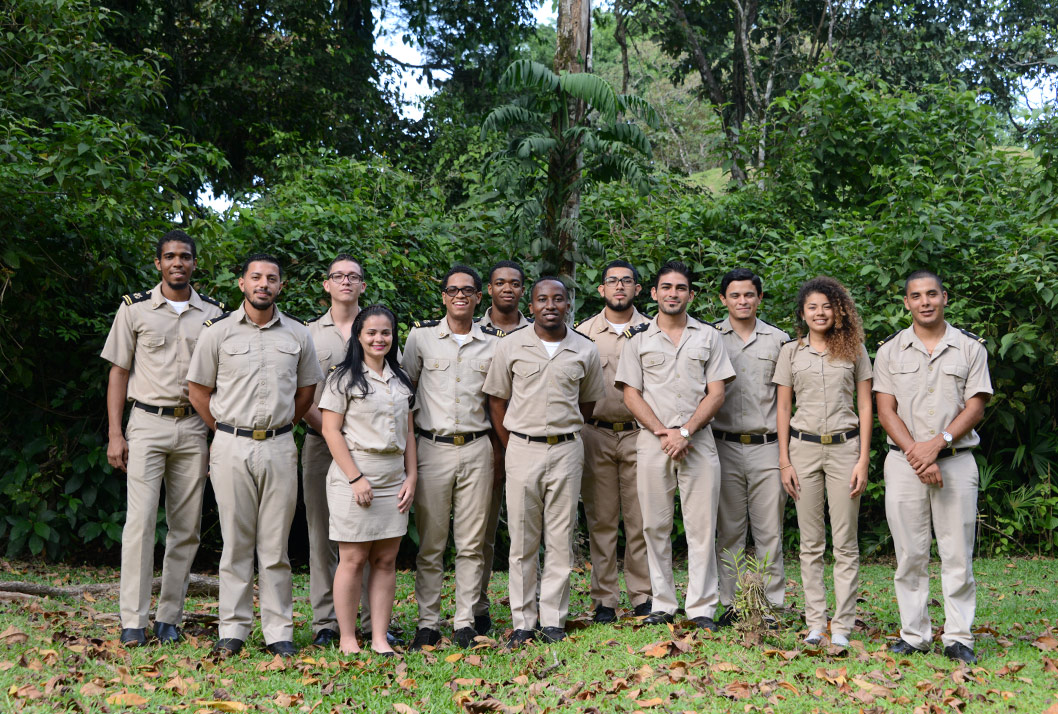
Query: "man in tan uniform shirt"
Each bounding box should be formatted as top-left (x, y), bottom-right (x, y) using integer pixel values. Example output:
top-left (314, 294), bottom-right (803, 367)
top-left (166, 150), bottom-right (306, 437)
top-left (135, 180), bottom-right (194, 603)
top-left (574, 260), bottom-right (652, 623)
top-left (875, 270), bottom-right (992, 665)
top-left (188, 253), bottom-right (323, 657)
top-left (711, 268), bottom-right (789, 624)
top-left (616, 261), bottom-right (735, 630)
top-left (473, 260), bottom-right (530, 636)
top-left (483, 277), bottom-right (606, 645)
top-left (101, 230), bottom-right (224, 647)
top-left (403, 265), bottom-right (503, 650)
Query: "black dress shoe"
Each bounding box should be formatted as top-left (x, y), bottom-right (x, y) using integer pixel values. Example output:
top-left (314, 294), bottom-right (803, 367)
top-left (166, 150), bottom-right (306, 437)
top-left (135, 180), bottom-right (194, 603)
top-left (689, 616), bottom-right (718, 632)
top-left (312, 628), bottom-right (339, 647)
top-left (361, 629), bottom-right (404, 647)
top-left (632, 600), bottom-right (653, 617)
top-left (120, 628), bottom-right (147, 647)
top-left (716, 608), bottom-right (736, 628)
top-left (506, 629), bottom-right (535, 647)
top-left (889, 638), bottom-right (928, 656)
top-left (473, 614), bottom-right (493, 637)
top-left (593, 605), bottom-right (617, 624)
top-left (643, 611), bottom-right (675, 625)
top-left (153, 622), bottom-right (181, 644)
top-left (944, 642), bottom-right (977, 665)
top-left (408, 628), bottom-right (442, 651)
top-left (453, 627), bottom-right (478, 648)
top-left (265, 640), bottom-right (298, 658)
top-left (212, 638), bottom-right (244, 656)
top-left (372, 649), bottom-right (398, 658)
top-left (538, 626), bottom-right (566, 643)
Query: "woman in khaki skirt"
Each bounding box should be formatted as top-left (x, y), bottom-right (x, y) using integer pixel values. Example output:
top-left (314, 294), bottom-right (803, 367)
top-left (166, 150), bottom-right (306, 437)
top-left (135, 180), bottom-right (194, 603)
top-left (320, 304), bottom-right (417, 655)
top-left (773, 277), bottom-right (872, 648)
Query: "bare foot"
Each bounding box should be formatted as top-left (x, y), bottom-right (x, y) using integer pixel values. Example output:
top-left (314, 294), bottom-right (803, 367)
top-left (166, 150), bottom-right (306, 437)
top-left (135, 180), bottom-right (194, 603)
top-left (338, 637), bottom-right (361, 655)
top-left (372, 637), bottom-right (396, 655)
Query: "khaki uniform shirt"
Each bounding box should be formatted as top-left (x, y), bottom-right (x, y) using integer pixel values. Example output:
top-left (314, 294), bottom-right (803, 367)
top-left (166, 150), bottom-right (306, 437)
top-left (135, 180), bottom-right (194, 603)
top-left (402, 318), bottom-right (499, 435)
top-left (873, 322), bottom-right (992, 448)
top-left (574, 308), bottom-right (650, 423)
top-left (187, 305), bottom-right (323, 429)
top-left (614, 316), bottom-right (736, 427)
top-left (483, 326), bottom-right (606, 436)
top-left (479, 307), bottom-right (529, 331)
top-left (712, 318), bottom-right (790, 435)
top-left (772, 340), bottom-right (873, 434)
top-left (307, 308), bottom-right (349, 409)
top-left (319, 362), bottom-right (415, 454)
top-left (101, 283), bottom-right (224, 406)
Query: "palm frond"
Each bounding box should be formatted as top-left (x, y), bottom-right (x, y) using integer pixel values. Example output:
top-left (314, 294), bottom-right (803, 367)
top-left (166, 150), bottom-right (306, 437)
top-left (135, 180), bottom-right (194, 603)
top-left (500, 60), bottom-right (560, 93)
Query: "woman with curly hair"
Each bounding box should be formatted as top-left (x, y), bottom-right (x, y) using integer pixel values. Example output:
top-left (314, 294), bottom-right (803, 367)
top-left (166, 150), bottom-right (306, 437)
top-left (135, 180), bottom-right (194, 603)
top-left (772, 277), bottom-right (872, 648)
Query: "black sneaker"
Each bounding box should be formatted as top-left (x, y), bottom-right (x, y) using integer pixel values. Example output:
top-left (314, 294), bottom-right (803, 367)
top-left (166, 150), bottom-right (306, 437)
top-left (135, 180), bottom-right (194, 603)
top-left (689, 616), bottom-right (718, 632)
top-left (643, 611), bottom-right (675, 625)
top-left (408, 628), bottom-right (442, 651)
top-left (889, 638), bottom-right (928, 656)
top-left (632, 600), bottom-right (653, 617)
top-left (717, 608), bottom-right (736, 628)
top-left (453, 627), bottom-right (478, 648)
top-left (538, 626), bottom-right (566, 643)
top-left (473, 614), bottom-right (493, 637)
top-left (593, 605), bottom-right (617, 624)
top-left (120, 628), bottom-right (147, 647)
top-left (943, 642), bottom-right (977, 665)
top-left (506, 629), bottom-right (535, 648)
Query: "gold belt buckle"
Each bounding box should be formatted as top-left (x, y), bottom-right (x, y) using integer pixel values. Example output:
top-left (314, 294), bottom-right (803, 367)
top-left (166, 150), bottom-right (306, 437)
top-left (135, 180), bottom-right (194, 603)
top-left (547, 435), bottom-right (559, 445)
top-left (820, 434), bottom-right (833, 445)
top-left (252, 429), bottom-right (268, 440)
top-left (453, 435), bottom-right (466, 446)
top-left (613, 422), bottom-right (625, 432)
top-left (173, 407), bottom-right (186, 418)
top-left (740, 434), bottom-right (752, 444)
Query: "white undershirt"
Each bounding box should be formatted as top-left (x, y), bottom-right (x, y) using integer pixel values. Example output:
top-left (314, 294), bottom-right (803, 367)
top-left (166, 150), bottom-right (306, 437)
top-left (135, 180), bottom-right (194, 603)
top-left (606, 320), bottom-right (630, 334)
top-left (451, 332), bottom-right (470, 346)
top-left (165, 298), bottom-right (190, 314)
top-left (541, 340), bottom-right (561, 357)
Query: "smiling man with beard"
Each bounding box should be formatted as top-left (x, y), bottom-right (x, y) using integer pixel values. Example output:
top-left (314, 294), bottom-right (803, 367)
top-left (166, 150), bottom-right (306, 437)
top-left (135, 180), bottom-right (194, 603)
top-left (101, 230), bottom-right (225, 647)
top-left (187, 253), bottom-right (323, 658)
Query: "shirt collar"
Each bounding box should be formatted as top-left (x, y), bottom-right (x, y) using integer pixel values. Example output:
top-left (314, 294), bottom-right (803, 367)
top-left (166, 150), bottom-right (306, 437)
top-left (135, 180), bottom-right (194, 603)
top-left (901, 321), bottom-right (960, 353)
top-left (592, 307), bottom-right (647, 334)
top-left (438, 317), bottom-right (482, 341)
top-left (149, 282), bottom-right (204, 311)
top-left (235, 302), bottom-right (282, 329)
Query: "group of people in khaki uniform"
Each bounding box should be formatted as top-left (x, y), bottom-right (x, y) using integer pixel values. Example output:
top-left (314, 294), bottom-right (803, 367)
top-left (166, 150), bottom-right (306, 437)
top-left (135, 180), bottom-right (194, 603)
top-left (103, 231), bottom-right (991, 665)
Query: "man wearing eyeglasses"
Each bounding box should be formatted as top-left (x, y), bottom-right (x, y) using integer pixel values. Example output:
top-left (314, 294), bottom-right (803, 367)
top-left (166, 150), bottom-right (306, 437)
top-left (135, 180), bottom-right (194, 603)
top-left (574, 260), bottom-right (652, 623)
top-left (401, 265), bottom-right (503, 650)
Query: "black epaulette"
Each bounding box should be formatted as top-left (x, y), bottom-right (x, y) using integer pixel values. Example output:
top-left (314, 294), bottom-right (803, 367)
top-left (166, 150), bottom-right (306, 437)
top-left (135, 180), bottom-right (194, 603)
top-left (203, 312), bottom-right (232, 327)
top-left (306, 313), bottom-right (324, 324)
top-left (958, 328), bottom-right (987, 346)
top-left (759, 318), bottom-right (785, 332)
top-left (622, 323), bottom-right (650, 339)
top-left (329, 364), bottom-right (338, 372)
top-left (876, 331), bottom-right (901, 349)
top-left (504, 325), bottom-right (529, 335)
top-left (121, 291), bottom-right (151, 306)
top-left (573, 319), bottom-right (583, 329)
top-left (782, 337), bottom-right (799, 345)
top-left (200, 294), bottom-right (226, 310)
top-left (569, 327), bottom-right (592, 340)
top-left (413, 319), bottom-right (441, 328)
top-left (480, 325), bottom-right (504, 337)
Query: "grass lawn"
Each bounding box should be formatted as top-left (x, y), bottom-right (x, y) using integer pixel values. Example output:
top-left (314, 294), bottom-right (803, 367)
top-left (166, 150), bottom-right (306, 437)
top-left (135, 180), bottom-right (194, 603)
top-left (1, 556), bottom-right (1057, 713)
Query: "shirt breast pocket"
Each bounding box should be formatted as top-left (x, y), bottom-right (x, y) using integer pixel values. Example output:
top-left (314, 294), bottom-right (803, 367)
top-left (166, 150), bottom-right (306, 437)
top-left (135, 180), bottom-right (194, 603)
top-left (471, 358), bottom-right (491, 378)
top-left (758, 354), bottom-right (777, 383)
top-left (275, 341), bottom-right (301, 379)
top-left (642, 352), bottom-right (666, 377)
top-left (512, 361), bottom-right (541, 387)
top-left (221, 342), bottom-right (251, 375)
top-left (889, 361), bottom-right (921, 398)
top-left (316, 349), bottom-right (332, 370)
top-left (942, 363), bottom-right (969, 401)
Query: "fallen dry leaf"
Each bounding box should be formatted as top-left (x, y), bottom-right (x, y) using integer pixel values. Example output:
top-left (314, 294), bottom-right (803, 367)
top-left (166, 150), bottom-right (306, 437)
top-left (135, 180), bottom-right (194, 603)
top-left (195, 700), bottom-right (248, 712)
top-left (106, 691), bottom-right (148, 706)
top-left (462, 698), bottom-right (505, 712)
top-left (80, 682), bottom-right (106, 696)
top-left (1033, 636), bottom-right (1058, 652)
top-left (392, 704), bottom-right (419, 714)
top-left (0, 626), bottom-right (29, 645)
top-left (634, 697), bottom-right (665, 707)
top-left (9, 684), bottom-right (44, 700)
top-left (445, 652), bottom-right (464, 663)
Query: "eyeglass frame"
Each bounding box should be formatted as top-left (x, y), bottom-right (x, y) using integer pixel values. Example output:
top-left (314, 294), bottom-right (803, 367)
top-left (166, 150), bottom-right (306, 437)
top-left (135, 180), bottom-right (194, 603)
top-left (326, 272), bottom-right (364, 284)
top-left (441, 286), bottom-right (481, 297)
top-left (603, 276), bottom-right (637, 287)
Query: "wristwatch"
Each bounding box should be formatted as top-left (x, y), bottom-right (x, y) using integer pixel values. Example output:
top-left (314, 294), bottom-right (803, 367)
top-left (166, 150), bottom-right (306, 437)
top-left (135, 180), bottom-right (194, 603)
top-left (942, 431), bottom-right (954, 446)
top-left (679, 427), bottom-right (691, 439)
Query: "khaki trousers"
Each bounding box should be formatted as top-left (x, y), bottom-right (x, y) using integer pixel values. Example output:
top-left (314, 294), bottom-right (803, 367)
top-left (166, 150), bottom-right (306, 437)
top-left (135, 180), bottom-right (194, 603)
top-left (210, 430), bottom-right (298, 643)
top-left (505, 435), bottom-right (583, 630)
top-left (414, 436), bottom-right (494, 630)
top-left (301, 434), bottom-right (338, 634)
top-left (789, 437), bottom-right (861, 636)
top-left (474, 466), bottom-right (504, 618)
top-left (715, 440), bottom-right (787, 607)
top-left (581, 424), bottom-right (651, 609)
top-left (637, 429), bottom-right (722, 619)
top-left (121, 408), bottom-right (208, 628)
top-left (885, 450), bottom-right (978, 649)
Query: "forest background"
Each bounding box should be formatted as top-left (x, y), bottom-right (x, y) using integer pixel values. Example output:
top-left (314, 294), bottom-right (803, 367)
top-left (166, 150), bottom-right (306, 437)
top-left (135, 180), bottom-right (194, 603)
top-left (2, 0), bottom-right (1057, 568)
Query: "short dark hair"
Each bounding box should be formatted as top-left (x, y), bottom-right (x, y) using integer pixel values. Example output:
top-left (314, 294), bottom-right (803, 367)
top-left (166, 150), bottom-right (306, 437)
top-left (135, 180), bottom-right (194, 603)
top-left (241, 253), bottom-right (283, 278)
top-left (602, 259), bottom-right (639, 285)
top-left (327, 253), bottom-right (363, 278)
top-left (654, 260), bottom-right (694, 289)
top-left (443, 264), bottom-right (482, 292)
top-left (488, 260), bottom-right (525, 283)
top-left (719, 268), bottom-right (762, 296)
top-left (156, 229), bottom-right (196, 259)
top-left (530, 275), bottom-right (568, 298)
top-left (904, 269), bottom-right (944, 295)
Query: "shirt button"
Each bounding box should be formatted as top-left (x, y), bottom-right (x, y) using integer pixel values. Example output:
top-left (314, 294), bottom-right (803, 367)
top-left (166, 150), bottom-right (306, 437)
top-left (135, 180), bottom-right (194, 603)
top-left (928, 409), bottom-right (935, 415)
top-left (458, 357), bottom-right (462, 363)
top-left (456, 377), bottom-right (461, 382)
top-left (929, 429), bottom-right (936, 434)
top-left (455, 398), bottom-right (460, 403)
top-left (928, 387), bottom-right (935, 393)
top-left (928, 365), bottom-right (934, 371)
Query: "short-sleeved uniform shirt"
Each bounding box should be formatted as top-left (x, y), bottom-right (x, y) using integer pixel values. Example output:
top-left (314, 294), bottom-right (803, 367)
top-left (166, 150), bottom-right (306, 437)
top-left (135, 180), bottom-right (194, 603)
top-left (482, 325), bottom-right (606, 437)
top-left (187, 305), bottom-right (323, 429)
top-left (318, 363), bottom-right (415, 454)
top-left (479, 307), bottom-right (530, 331)
top-left (101, 283), bottom-right (225, 406)
top-left (307, 308), bottom-right (349, 409)
top-left (614, 316), bottom-right (736, 427)
top-left (574, 308), bottom-right (650, 423)
top-left (872, 322), bottom-right (992, 448)
top-left (712, 317), bottom-right (790, 435)
top-left (401, 318), bottom-right (500, 435)
top-left (772, 340), bottom-right (873, 434)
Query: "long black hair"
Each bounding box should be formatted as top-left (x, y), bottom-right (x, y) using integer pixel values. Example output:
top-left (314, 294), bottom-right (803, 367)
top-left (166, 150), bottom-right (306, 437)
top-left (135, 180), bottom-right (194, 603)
top-left (331, 304), bottom-right (415, 401)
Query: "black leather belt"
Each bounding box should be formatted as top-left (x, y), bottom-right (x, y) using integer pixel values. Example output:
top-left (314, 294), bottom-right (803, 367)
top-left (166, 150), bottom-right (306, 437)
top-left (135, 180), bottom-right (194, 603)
top-left (510, 431), bottom-right (578, 445)
top-left (216, 422), bottom-right (293, 440)
top-left (134, 401), bottom-right (195, 418)
top-left (304, 425), bottom-right (321, 438)
top-left (715, 430), bottom-right (778, 445)
top-left (889, 444), bottom-right (972, 459)
top-left (587, 418), bottom-right (640, 432)
top-left (416, 428), bottom-right (489, 446)
top-left (790, 427), bottom-right (859, 445)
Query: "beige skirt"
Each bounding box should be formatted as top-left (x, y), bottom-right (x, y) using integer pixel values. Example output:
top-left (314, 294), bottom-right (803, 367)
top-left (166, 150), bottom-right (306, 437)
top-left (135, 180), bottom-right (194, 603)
top-left (327, 451), bottom-right (408, 542)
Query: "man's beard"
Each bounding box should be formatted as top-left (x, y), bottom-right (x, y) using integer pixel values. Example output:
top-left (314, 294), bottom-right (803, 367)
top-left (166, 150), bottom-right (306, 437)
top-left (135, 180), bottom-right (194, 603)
top-left (604, 296), bottom-right (632, 313)
top-left (245, 291), bottom-right (274, 310)
top-left (658, 302), bottom-right (685, 316)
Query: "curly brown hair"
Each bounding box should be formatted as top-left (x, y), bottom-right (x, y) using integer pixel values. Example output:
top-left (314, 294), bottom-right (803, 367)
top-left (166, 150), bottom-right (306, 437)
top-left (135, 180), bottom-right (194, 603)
top-left (794, 276), bottom-right (865, 364)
